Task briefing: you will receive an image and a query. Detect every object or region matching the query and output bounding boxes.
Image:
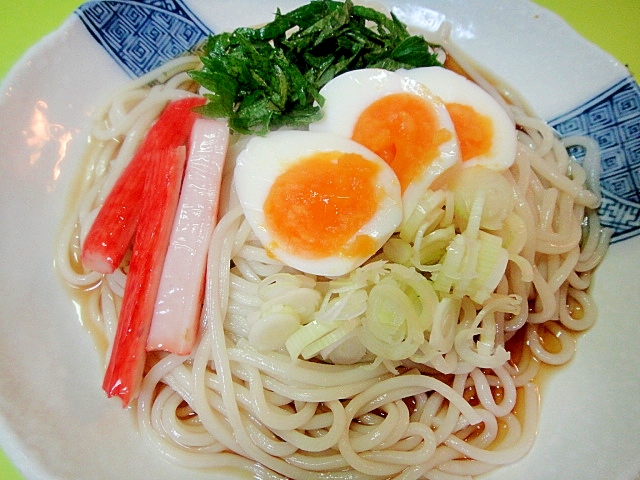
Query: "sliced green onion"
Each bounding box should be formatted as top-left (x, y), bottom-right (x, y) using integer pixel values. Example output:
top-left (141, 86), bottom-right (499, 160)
top-left (452, 166), bottom-right (515, 232)
top-left (400, 190), bottom-right (446, 242)
top-left (467, 232), bottom-right (507, 303)
top-left (496, 212), bottom-right (528, 254)
top-left (301, 320), bottom-right (358, 359)
top-left (418, 224), bottom-right (456, 266)
top-left (315, 289), bottom-right (368, 323)
top-left (285, 319), bottom-right (343, 360)
top-left (429, 296), bottom-right (461, 353)
top-left (432, 234), bottom-right (466, 294)
top-left (432, 231), bottom-right (509, 303)
top-left (249, 306), bottom-right (302, 351)
top-left (464, 191), bottom-right (486, 240)
top-left (364, 283), bottom-right (414, 344)
top-left (387, 264), bottom-right (438, 331)
top-left (382, 237), bottom-right (413, 266)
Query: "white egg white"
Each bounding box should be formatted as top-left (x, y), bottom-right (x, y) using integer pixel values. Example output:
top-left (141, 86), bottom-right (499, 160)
top-left (310, 68), bottom-right (461, 225)
top-left (234, 130), bottom-right (402, 277)
top-left (402, 66), bottom-right (517, 171)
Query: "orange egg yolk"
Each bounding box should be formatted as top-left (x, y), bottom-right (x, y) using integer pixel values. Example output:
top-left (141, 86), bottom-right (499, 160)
top-left (263, 151), bottom-right (380, 260)
top-left (445, 102), bottom-right (493, 162)
top-left (351, 92), bottom-right (452, 191)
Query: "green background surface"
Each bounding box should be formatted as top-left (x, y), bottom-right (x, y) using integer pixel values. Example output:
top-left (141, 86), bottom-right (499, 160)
top-left (0, 1), bottom-right (638, 479)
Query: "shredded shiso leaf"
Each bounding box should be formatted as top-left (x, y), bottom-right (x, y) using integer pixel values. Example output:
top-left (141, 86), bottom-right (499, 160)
top-left (189, 0), bottom-right (442, 134)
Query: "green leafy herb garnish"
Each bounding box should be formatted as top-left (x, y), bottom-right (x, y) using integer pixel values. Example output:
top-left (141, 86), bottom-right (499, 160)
top-left (189, 0), bottom-right (443, 134)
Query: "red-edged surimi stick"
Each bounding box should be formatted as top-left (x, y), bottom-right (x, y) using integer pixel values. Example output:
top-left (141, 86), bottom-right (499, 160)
top-left (81, 97), bottom-right (206, 274)
top-left (102, 146), bottom-right (187, 406)
top-left (146, 118), bottom-right (229, 355)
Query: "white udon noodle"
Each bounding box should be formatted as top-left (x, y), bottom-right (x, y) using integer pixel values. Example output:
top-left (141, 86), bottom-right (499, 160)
top-left (55, 29), bottom-right (611, 480)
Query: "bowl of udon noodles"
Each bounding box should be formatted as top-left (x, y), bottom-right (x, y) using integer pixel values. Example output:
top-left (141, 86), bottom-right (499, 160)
top-left (1, 1), bottom-right (640, 480)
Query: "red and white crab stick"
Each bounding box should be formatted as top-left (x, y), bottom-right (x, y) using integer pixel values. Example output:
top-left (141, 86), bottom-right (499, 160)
top-left (102, 145), bottom-right (188, 406)
top-left (146, 118), bottom-right (229, 356)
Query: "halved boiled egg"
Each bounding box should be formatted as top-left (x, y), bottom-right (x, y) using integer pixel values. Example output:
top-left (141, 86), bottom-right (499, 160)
top-left (401, 66), bottom-right (517, 171)
top-left (234, 131), bottom-right (402, 277)
top-left (309, 68), bottom-right (461, 223)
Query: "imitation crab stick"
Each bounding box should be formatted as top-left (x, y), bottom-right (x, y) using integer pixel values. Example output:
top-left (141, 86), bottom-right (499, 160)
top-left (81, 97), bottom-right (206, 274)
top-left (102, 146), bottom-right (187, 406)
top-left (146, 118), bottom-right (229, 355)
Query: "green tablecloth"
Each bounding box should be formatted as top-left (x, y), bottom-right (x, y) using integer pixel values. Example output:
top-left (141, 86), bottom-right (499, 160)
top-left (0, 1), bottom-right (638, 479)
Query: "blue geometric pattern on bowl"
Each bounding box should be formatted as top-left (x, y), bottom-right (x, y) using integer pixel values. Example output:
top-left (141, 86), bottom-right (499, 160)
top-left (551, 76), bottom-right (640, 243)
top-left (75, 0), bottom-right (212, 78)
